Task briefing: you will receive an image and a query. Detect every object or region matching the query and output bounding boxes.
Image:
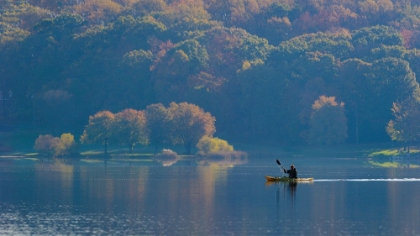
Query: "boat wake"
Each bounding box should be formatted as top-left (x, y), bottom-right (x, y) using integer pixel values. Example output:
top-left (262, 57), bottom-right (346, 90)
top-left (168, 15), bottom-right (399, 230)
top-left (314, 178), bottom-right (420, 182)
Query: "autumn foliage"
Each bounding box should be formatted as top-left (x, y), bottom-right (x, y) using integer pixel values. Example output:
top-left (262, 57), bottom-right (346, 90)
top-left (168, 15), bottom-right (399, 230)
top-left (196, 136), bottom-right (233, 154)
top-left (81, 102), bottom-right (215, 154)
top-left (4, 0), bottom-right (420, 148)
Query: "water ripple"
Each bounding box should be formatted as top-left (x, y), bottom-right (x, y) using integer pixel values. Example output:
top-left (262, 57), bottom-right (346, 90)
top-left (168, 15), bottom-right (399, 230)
top-left (314, 178), bottom-right (420, 182)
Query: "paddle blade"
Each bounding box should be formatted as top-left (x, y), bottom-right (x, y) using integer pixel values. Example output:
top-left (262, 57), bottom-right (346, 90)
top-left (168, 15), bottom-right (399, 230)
top-left (276, 159), bottom-right (281, 166)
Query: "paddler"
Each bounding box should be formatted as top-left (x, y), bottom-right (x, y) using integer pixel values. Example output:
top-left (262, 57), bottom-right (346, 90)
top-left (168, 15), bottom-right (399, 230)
top-left (283, 164), bottom-right (297, 179)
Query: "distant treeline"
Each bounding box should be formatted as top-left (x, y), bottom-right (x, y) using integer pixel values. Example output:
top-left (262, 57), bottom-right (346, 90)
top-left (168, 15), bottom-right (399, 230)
top-left (1, 0), bottom-right (420, 146)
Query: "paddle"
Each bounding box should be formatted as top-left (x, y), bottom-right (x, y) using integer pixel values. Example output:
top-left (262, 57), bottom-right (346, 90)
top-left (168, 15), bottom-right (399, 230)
top-left (276, 159), bottom-right (286, 172)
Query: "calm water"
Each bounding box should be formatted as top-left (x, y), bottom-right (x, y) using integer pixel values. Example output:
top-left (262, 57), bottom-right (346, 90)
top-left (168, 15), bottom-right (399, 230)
top-left (1, 154), bottom-right (420, 235)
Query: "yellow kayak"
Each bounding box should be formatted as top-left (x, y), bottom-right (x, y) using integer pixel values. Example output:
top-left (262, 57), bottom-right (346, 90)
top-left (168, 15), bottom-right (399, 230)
top-left (265, 176), bottom-right (314, 182)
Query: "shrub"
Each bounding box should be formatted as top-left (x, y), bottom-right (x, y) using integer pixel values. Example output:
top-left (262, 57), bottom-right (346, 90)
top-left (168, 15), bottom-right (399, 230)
top-left (34, 133), bottom-right (77, 157)
top-left (54, 133), bottom-right (77, 156)
top-left (34, 134), bottom-right (59, 156)
top-left (196, 137), bottom-right (233, 154)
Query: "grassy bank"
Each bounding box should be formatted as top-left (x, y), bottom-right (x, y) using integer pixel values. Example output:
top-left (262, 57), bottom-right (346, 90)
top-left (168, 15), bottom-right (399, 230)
top-left (2, 130), bottom-right (420, 163)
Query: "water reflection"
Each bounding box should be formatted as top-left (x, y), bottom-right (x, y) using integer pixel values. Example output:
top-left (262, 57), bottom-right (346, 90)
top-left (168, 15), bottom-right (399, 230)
top-left (153, 149), bottom-right (181, 166)
top-left (154, 154), bottom-right (180, 166)
top-left (266, 181), bottom-right (298, 201)
top-left (153, 151), bottom-right (249, 168)
top-left (1, 156), bottom-right (420, 235)
top-left (196, 151), bottom-right (248, 167)
top-left (314, 178), bottom-right (420, 182)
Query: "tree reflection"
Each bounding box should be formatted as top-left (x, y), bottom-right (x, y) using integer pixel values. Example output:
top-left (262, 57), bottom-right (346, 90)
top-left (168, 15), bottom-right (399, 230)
top-left (153, 149), bottom-right (180, 166)
top-left (196, 151), bottom-right (248, 167)
top-left (153, 150), bottom-right (249, 167)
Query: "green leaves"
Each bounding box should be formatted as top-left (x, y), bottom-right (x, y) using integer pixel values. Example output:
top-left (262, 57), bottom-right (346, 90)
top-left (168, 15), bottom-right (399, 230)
top-left (387, 98), bottom-right (420, 144)
top-left (80, 111), bottom-right (115, 154)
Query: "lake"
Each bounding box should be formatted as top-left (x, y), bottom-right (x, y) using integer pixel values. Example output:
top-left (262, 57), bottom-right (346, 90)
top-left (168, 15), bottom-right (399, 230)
top-left (1, 153), bottom-right (420, 235)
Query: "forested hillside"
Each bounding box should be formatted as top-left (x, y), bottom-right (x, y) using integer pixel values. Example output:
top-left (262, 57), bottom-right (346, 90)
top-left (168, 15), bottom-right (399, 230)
top-left (2, 0), bottom-right (420, 146)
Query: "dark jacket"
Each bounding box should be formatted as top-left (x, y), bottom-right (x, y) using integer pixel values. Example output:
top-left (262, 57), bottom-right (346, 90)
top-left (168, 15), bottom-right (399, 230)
top-left (284, 168), bottom-right (297, 178)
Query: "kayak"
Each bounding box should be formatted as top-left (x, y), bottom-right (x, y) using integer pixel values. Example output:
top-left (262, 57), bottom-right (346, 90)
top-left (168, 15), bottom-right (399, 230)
top-left (265, 176), bottom-right (314, 182)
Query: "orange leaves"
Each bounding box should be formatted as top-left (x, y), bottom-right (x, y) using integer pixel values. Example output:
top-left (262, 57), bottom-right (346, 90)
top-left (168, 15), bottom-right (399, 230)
top-left (113, 109), bottom-right (147, 149)
top-left (169, 102), bottom-right (216, 153)
top-left (159, 0), bottom-right (211, 29)
top-left (400, 29), bottom-right (415, 49)
top-left (267, 16), bottom-right (291, 26)
top-left (295, 6), bottom-right (358, 33)
top-left (312, 95), bottom-right (344, 110)
top-left (132, 0), bottom-right (167, 16)
top-left (114, 108), bottom-right (146, 123)
top-left (143, 102), bottom-right (216, 154)
top-left (187, 71), bottom-right (226, 91)
top-left (74, 0), bottom-right (123, 24)
top-left (307, 95), bottom-right (347, 145)
top-left (358, 0), bottom-right (393, 14)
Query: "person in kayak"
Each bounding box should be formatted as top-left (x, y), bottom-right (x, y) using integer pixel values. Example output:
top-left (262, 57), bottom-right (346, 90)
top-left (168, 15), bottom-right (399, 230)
top-left (284, 165), bottom-right (297, 179)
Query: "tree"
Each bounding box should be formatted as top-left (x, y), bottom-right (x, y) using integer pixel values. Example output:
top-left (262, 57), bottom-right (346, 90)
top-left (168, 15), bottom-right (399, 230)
top-left (33, 13), bottom-right (85, 41)
top-left (386, 98), bottom-right (420, 152)
top-left (0, 4), bottom-right (51, 31)
top-left (144, 103), bottom-right (172, 153)
top-left (130, 0), bottom-right (167, 17)
top-left (73, 0), bottom-right (122, 25)
top-left (0, 22), bottom-right (30, 47)
top-left (337, 58), bottom-right (371, 144)
top-left (293, 6), bottom-right (358, 34)
top-left (298, 77), bottom-right (328, 131)
top-left (112, 108), bottom-right (147, 152)
top-left (307, 96), bottom-right (347, 145)
top-left (80, 111), bottom-right (115, 154)
top-left (117, 49), bottom-right (155, 109)
top-left (236, 65), bottom-right (285, 142)
top-left (363, 57), bottom-right (419, 142)
top-left (370, 45), bottom-right (406, 61)
top-left (340, 57), bottom-right (419, 143)
top-left (357, 0), bottom-right (394, 25)
top-left (169, 102), bottom-right (215, 154)
top-left (66, 15), bottom-right (166, 114)
top-left (157, 0), bottom-right (214, 32)
top-left (202, 27), bottom-right (273, 80)
top-left (151, 39), bottom-right (209, 103)
top-left (351, 26), bottom-right (404, 60)
top-left (404, 49), bottom-right (420, 82)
